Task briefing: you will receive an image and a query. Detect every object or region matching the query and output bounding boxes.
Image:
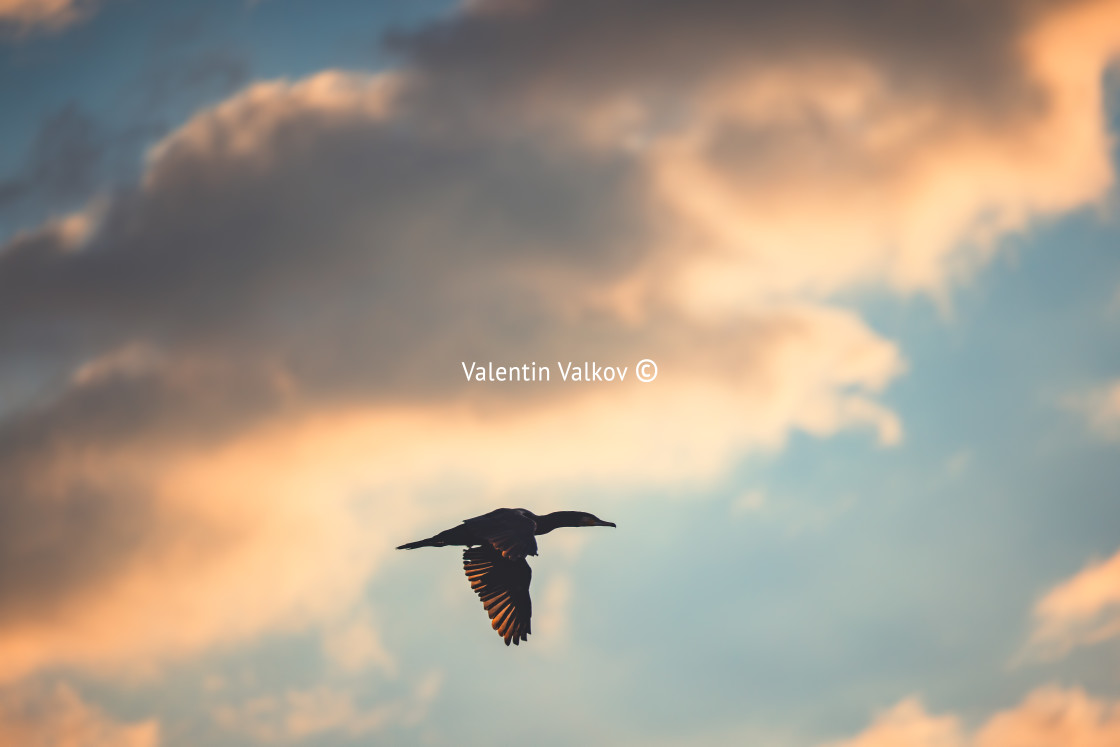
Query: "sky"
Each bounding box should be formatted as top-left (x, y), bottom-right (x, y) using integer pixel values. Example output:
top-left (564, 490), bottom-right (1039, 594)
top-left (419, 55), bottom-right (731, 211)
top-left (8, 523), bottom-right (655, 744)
top-left (2, 0), bottom-right (1120, 745)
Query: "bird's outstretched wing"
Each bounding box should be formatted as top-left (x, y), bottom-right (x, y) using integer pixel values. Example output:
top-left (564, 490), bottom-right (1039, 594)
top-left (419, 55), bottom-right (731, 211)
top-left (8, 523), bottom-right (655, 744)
top-left (463, 507), bottom-right (538, 559)
top-left (463, 544), bottom-right (532, 646)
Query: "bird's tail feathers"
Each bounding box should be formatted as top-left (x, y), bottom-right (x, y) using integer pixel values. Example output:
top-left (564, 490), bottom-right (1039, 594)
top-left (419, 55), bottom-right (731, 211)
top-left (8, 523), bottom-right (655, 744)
top-left (396, 537), bottom-right (444, 550)
top-left (397, 524), bottom-right (475, 550)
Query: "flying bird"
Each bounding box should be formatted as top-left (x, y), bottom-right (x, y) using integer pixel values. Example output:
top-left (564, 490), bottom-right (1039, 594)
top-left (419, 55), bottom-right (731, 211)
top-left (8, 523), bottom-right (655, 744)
top-left (396, 508), bottom-right (616, 645)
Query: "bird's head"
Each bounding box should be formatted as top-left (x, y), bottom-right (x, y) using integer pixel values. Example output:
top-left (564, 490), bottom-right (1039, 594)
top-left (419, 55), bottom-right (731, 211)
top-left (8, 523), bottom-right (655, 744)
top-left (535, 510), bottom-right (617, 534)
top-left (577, 512), bottom-right (616, 528)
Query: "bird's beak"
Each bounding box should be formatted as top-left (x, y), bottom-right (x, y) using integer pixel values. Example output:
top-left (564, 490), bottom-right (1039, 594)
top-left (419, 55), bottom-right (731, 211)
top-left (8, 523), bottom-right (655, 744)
top-left (599, 520), bottom-right (617, 527)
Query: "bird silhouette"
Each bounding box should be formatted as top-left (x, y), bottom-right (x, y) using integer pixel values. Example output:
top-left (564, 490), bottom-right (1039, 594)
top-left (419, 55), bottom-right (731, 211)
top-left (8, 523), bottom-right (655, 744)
top-left (397, 508), bottom-right (616, 645)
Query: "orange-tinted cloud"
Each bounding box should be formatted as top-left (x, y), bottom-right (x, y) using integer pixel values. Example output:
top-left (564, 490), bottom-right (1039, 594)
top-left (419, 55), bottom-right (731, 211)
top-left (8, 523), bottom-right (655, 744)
top-left (1026, 543), bottom-right (1120, 660)
top-left (821, 699), bottom-right (965, 747)
top-left (650, 0), bottom-right (1120, 309)
top-left (396, 0), bottom-right (1120, 305)
top-left (212, 675), bottom-right (441, 743)
top-left (0, 304), bottom-right (900, 681)
top-left (0, 0), bottom-right (92, 35)
top-left (0, 682), bottom-right (159, 747)
top-left (829, 688), bottom-right (1120, 747)
top-left (974, 687), bottom-right (1120, 747)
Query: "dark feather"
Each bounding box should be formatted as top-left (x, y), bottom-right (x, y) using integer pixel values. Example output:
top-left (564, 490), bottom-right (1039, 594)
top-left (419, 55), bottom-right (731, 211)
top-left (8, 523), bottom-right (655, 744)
top-left (463, 544), bottom-right (532, 646)
top-left (463, 508), bottom-right (539, 559)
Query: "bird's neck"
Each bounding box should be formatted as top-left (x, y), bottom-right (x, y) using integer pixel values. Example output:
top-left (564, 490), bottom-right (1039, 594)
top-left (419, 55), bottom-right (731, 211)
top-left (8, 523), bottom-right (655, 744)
top-left (534, 511), bottom-right (583, 535)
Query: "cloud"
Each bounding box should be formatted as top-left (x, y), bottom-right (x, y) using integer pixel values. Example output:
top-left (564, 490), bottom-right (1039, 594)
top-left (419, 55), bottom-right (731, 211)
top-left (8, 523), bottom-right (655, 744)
top-left (1066, 379), bottom-right (1120, 440)
top-left (828, 688), bottom-right (1120, 747)
top-left (531, 574), bottom-right (573, 650)
top-left (392, 0), bottom-right (1120, 303)
top-left (731, 489), bottom-right (767, 516)
top-left (1025, 544), bottom-right (1120, 660)
top-left (0, 0), bottom-right (97, 36)
top-left (0, 104), bottom-right (163, 256)
top-left (212, 675), bottom-right (441, 743)
top-left (821, 698), bottom-right (965, 747)
top-left (0, 681), bottom-right (159, 746)
top-left (0, 399), bottom-right (425, 682)
top-left (0, 315), bottom-right (899, 682)
top-left (322, 606), bottom-right (397, 676)
top-left (974, 687), bottom-right (1120, 747)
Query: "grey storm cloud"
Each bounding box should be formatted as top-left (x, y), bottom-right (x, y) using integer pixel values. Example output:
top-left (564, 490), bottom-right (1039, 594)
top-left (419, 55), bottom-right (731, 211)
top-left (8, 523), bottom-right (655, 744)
top-left (1, 0), bottom-right (1098, 426)
top-left (0, 100), bottom-right (653, 404)
top-left (388, 0), bottom-right (1062, 125)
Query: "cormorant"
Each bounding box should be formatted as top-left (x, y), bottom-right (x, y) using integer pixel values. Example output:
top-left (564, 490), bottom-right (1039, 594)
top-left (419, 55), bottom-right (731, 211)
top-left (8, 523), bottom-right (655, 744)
top-left (396, 508), bottom-right (616, 646)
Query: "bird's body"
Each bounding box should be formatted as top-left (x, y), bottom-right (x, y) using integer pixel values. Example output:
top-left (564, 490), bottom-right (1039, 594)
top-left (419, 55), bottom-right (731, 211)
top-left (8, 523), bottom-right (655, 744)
top-left (396, 508), bottom-right (616, 645)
